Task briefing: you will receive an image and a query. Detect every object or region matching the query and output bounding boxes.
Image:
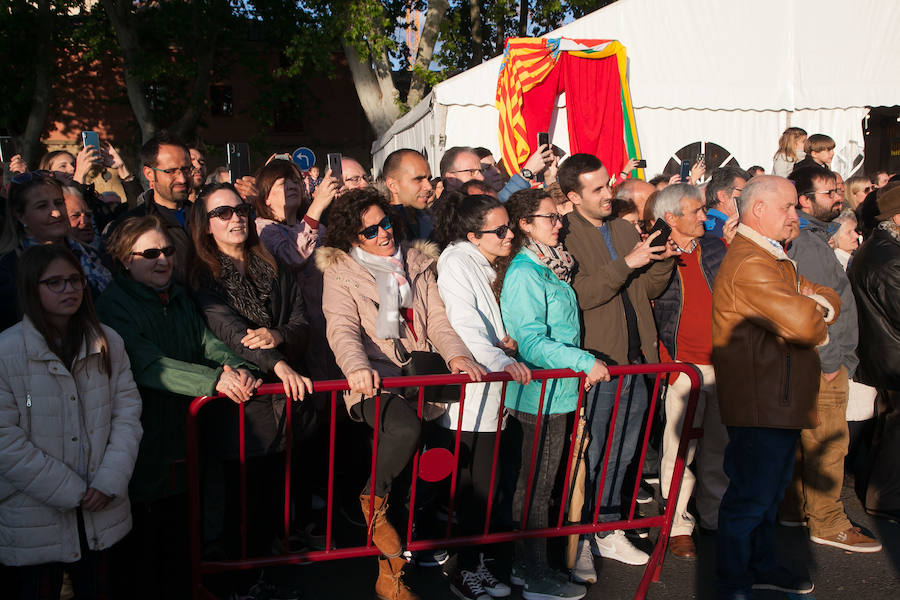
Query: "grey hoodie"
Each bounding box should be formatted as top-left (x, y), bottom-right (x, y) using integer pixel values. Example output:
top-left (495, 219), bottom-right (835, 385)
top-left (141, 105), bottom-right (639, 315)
top-left (787, 211), bottom-right (859, 375)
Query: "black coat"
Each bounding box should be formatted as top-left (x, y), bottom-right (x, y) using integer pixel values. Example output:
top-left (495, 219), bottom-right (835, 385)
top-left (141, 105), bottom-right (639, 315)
top-left (847, 226), bottom-right (900, 390)
top-left (193, 260), bottom-right (309, 374)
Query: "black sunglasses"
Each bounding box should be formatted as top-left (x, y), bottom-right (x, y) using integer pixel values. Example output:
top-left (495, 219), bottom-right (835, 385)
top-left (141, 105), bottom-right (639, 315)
top-left (476, 224), bottom-right (511, 238)
top-left (358, 216), bottom-right (392, 239)
top-left (130, 246), bottom-right (176, 260)
top-left (207, 203), bottom-right (252, 221)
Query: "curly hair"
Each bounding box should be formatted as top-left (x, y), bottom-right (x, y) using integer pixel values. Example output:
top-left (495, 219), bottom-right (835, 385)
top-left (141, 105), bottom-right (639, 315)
top-left (491, 188), bottom-right (549, 301)
top-left (322, 187), bottom-right (394, 253)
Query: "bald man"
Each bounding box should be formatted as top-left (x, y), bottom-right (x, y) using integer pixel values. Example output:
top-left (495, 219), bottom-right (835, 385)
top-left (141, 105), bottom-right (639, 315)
top-left (713, 176), bottom-right (840, 599)
top-left (616, 179), bottom-right (655, 222)
top-left (340, 156), bottom-right (371, 192)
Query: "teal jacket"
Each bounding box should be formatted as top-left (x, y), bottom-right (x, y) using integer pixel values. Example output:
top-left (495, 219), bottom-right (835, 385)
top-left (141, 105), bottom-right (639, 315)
top-left (96, 275), bottom-right (253, 503)
top-left (500, 248), bottom-right (596, 415)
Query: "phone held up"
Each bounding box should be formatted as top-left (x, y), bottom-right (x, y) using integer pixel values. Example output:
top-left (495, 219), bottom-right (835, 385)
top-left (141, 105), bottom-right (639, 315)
top-left (536, 133), bottom-right (549, 184)
top-left (647, 217), bottom-right (672, 248)
top-left (679, 159), bottom-right (691, 183)
top-left (226, 143), bottom-right (251, 183)
top-left (0, 137), bottom-right (15, 163)
top-left (327, 153), bottom-right (343, 182)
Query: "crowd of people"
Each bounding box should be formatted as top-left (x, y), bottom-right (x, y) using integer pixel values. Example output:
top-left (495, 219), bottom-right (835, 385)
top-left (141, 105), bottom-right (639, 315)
top-left (0, 125), bottom-right (897, 600)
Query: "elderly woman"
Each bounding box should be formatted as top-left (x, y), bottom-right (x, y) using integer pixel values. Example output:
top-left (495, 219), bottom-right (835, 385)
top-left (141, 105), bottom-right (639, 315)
top-left (316, 188), bottom-right (483, 600)
top-left (96, 214), bottom-right (259, 599)
top-left (0, 171), bottom-right (111, 331)
top-left (0, 244), bottom-right (142, 599)
top-left (494, 189), bottom-right (610, 600)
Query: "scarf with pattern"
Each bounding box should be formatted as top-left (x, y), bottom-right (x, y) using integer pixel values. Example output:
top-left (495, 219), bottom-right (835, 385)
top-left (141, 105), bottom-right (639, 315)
top-left (524, 238), bottom-right (575, 284)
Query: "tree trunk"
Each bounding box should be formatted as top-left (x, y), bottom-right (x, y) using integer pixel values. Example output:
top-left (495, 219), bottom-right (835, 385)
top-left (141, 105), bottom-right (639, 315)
top-left (19, 0), bottom-right (52, 167)
top-left (517, 0), bottom-right (528, 37)
top-left (100, 0), bottom-right (157, 143)
top-left (170, 2), bottom-right (221, 140)
top-left (342, 40), bottom-right (401, 138)
top-left (468, 0), bottom-right (484, 67)
top-left (407, 0), bottom-right (449, 108)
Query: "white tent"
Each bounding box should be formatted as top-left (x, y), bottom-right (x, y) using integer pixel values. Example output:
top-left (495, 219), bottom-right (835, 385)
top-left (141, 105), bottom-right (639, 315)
top-left (372, 0), bottom-right (899, 178)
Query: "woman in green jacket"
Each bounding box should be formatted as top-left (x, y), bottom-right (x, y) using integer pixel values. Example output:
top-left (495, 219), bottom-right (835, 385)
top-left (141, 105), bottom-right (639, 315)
top-left (96, 214), bottom-right (259, 600)
top-left (495, 189), bottom-right (609, 600)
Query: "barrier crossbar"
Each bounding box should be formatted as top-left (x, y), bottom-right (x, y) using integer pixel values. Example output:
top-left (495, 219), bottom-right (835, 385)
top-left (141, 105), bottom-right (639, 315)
top-left (186, 363), bottom-right (703, 599)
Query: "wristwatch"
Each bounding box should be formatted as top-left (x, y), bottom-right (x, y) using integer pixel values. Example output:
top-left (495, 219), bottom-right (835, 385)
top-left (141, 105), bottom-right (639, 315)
top-left (521, 169), bottom-right (534, 180)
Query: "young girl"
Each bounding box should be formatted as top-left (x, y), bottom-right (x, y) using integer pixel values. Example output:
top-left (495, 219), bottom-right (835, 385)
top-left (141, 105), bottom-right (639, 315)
top-left (0, 244), bottom-right (142, 599)
top-left (772, 127), bottom-right (807, 177)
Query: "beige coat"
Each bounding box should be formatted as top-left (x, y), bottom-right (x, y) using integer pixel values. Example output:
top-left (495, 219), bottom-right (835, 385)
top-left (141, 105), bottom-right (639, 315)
top-left (316, 241), bottom-right (473, 415)
top-left (0, 318), bottom-right (143, 565)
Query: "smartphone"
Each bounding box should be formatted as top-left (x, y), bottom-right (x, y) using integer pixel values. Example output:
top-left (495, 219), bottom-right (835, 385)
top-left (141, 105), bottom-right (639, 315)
top-left (0, 136), bottom-right (15, 163)
top-left (536, 132), bottom-right (549, 184)
top-left (647, 217), bottom-right (672, 248)
top-left (679, 159), bottom-right (691, 183)
top-left (82, 131), bottom-right (101, 164)
top-left (696, 153), bottom-right (705, 164)
top-left (226, 142), bottom-right (250, 182)
top-left (635, 159), bottom-right (647, 169)
top-left (271, 153), bottom-right (291, 162)
top-left (327, 153), bottom-right (343, 181)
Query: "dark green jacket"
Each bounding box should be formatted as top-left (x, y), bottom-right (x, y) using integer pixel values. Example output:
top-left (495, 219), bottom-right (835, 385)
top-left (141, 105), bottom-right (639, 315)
top-left (96, 275), bottom-right (253, 503)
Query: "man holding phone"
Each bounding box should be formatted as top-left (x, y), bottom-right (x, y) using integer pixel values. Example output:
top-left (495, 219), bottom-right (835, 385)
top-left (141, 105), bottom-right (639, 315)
top-left (558, 153), bottom-right (677, 580)
top-left (704, 166), bottom-right (749, 242)
top-left (650, 183), bottom-right (730, 559)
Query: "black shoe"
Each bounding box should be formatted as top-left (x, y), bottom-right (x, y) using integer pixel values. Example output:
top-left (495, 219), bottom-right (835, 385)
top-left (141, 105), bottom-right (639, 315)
top-left (625, 527), bottom-right (650, 539)
top-left (752, 567), bottom-right (814, 594)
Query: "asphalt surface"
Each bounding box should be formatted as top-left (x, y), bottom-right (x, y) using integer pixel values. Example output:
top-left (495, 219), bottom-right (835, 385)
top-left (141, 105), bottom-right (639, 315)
top-left (259, 472), bottom-right (899, 600)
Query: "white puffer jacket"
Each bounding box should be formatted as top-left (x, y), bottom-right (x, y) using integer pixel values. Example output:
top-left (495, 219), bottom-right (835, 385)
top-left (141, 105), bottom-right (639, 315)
top-left (0, 318), bottom-right (143, 565)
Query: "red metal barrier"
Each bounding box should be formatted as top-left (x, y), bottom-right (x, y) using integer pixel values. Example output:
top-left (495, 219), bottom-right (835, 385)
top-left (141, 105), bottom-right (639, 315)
top-left (186, 364), bottom-right (702, 599)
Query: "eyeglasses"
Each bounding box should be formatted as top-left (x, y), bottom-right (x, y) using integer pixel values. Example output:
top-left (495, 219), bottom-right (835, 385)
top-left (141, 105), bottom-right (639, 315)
top-left (529, 213), bottom-right (562, 226)
top-left (207, 203), bottom-right (252, 220)
top-left (476, 224), bottom-right (511, 238)
top-left (130, 246), bottom-right (175, 260)
top-left (358, 216), bottom-right (392, 239)
top-left (449, 168), bottom-right (482, 177)
top-left (815, 189), bottom-right (839, 198)
top-left (11, 170), bottom-right (52, 185)
top-left (343, 175), bottom-right (371, 185)
top-left (863, 186), bottom-right (874, 193)
top-left (39, 274), bottom-right (87, 293)
top-left (148, 165), bottom-right (193, 178)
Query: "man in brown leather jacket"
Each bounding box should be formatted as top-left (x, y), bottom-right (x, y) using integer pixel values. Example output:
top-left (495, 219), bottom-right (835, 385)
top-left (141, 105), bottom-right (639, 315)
top-left (712, 175), bottom-right (840, 599)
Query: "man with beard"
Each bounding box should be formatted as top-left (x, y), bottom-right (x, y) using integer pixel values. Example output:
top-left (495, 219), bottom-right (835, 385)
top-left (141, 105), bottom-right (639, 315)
top-left (782, 167), bottom-right (881, 553)
top-left (110, 131), bottom-right (194, 283)
top-left (187, 145), bottom-right (208, 202)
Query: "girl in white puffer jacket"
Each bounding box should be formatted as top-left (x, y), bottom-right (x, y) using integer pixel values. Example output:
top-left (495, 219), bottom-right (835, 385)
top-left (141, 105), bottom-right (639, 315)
top-left (0, 243), bottom-right (142, 597)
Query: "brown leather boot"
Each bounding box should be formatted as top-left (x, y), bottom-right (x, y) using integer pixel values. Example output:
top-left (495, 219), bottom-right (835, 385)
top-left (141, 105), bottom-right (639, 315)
top-left (375, 555), bottom-right (420, 600)
top-left (359, 493), bottom-right (402, 557)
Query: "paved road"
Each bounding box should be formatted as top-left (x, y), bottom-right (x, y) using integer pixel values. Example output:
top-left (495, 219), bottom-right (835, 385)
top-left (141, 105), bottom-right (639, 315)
top-left (265, 474), bottom-right (899, 600)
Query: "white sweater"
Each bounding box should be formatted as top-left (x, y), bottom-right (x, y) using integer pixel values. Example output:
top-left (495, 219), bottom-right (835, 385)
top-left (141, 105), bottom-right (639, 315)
top-left (437, 241), bottom-right (515, 432)
top-left (0, 318), bottom-right (143, 565)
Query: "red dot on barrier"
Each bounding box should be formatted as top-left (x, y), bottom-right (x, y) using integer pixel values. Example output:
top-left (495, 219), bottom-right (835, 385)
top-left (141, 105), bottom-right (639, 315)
top-left (418, 448), bottom-right (455, 482)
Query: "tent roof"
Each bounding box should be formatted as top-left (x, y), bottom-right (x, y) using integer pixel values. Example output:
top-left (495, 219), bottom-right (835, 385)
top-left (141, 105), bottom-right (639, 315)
top-left (431, 0), bottom-right (899, 112)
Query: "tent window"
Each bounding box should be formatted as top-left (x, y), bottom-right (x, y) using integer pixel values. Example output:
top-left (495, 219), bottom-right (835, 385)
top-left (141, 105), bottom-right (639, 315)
top-left (663, 142), bottom-right (740, 180)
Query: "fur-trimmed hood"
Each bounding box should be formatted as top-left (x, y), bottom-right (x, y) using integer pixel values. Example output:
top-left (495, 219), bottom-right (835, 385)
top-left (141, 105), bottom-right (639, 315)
top-left (315, 240), bottom-right (440, 274)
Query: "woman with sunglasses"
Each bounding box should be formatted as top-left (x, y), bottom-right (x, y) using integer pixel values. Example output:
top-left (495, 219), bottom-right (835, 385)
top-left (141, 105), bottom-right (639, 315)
top-left (0, 244), bottom-right (142, 598)
top-left (0, 171), bottom-right (111, 331)
top-left (430, 192), bottom-right (532, 599)
top-left (492, 189), bottom-right (610, 600)
top-left (96, 214), bottom-right (260, 599)
top-left (252, 159), bottom-right (341, 382)
top-left (316, 188), bottom-right (483, 600)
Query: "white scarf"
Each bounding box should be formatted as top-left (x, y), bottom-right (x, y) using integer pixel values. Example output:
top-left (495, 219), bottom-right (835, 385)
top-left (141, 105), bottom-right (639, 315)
top-left (351, 246), bottom-right (413, 339)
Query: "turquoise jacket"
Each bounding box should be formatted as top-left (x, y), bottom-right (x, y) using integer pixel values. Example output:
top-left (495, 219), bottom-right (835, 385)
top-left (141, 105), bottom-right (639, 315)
top-left (500, 248), bottom-right (596, 414)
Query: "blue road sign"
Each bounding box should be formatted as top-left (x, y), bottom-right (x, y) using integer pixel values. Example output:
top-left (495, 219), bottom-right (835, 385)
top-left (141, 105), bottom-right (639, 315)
top-left (292, 147), bottom-right (316, 171)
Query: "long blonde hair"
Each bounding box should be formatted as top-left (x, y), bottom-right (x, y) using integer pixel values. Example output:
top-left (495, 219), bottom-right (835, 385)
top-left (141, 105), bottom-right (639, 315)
top-left (774, 127), bottom-right (807, 161)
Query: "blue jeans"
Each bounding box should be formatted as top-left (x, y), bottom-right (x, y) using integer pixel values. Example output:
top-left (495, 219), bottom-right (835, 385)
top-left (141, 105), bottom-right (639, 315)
top-left (583, 373), bottom-right (648, 525)
top-left (716, 426), bottom-right (800, 599)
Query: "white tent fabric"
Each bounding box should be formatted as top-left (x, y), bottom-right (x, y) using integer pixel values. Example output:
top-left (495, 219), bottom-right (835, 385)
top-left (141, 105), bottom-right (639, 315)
top-left (372, 0), bottom-right (898, 177)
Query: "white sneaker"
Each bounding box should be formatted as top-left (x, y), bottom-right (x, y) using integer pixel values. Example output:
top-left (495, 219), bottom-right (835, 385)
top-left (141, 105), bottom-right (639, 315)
top-left (592, 529), bottom-right (649, 565)
top-left (570, 538), bottom-right (596, 584)
top-left (476, 554), bottom-right (512, 597)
